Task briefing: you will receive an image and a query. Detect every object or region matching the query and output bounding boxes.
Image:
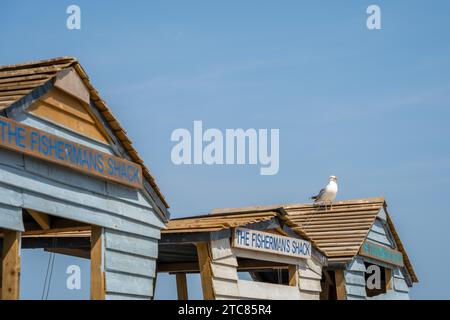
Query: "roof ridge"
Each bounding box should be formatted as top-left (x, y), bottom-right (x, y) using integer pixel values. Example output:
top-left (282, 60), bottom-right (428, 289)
top-left (210, 197), bottom-right (385, 214)
top-left (0, 57), bottom-right (77, 71)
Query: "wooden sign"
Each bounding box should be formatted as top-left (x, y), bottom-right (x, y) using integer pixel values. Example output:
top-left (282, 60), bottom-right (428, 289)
top-left (0, 116), bottom-right (143, 189)
top-left (233, 227), bottom-right (311, 259)
top-left (359, 240), bottom-right (404, 267)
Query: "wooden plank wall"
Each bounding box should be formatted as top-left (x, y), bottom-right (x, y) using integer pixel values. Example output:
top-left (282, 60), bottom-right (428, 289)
top-left (342, 217), bottom-right (411, 300)
top-left (0, 113), bottom-right (165, 300)
top-left (298, 258), bottom-right (322, 300)
top-left (208, 238), bottom-right (322, 300)
top-left (344, 257), bottom-right (367, 300)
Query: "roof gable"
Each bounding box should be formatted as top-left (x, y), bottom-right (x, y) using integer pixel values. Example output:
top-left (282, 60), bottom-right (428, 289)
top-left (0, 57), bottom-right (169, 216)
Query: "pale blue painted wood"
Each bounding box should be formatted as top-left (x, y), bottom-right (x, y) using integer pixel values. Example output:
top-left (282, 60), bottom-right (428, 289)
top-left (105, 271), bottom-right (154, 297)
top-left (0, 204), bottom-right (24, 231)
top-left (367, 230), bottom-right (393, 247)
top-left (377, 207), bottom-right (387, 221)
top-left (105, 250), bottom-right (156, 278)
top-left (347, 294), bottom-right (366, 300)
top-left (394, 277), bottom-right (410, 293)
top-left (345, 283), bottom-right (367, 298)
top-left (0, 112), bottom-right (165, 300)
top-left (347, 257), bottom-right (366, 272)
top-left (22, 191), bottom-right (161, 238)
top-left (369, 291), bottom-right (410, 300)
top-left (105, 229), bottom-right (158, 258)
top-left (344, 270), bottom-right (366, 286)
top-left (104, 228), bottom-right (159, 299)
top-left (0, 182), bottom-right (24, 208)
top-left (0, 163), bottom-right (164, 231)
top-left (369, 219), bottom-right (386, 234)
top-left (0, 149), bottom-right (24, 168)
top-left (106, 293), bottom-right (150, 300)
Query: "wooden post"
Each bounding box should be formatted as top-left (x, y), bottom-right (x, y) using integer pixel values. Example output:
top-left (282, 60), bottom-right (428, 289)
top-left (176, 273), bottom-right (189, 300)
top-left (90, 225), bottom-right (105, 300)
top-left (335, 270), bottom-right (347, 300)
top-left (196, 242), bottom-right (215, 300)
top-left (385, 268), bottom-right (392, 290)
top-left (288, 265), bottom-right (298, 287)
top-left (0, 239), bottom-right (2, 300)
top-left (1, 230), bottom-right (21, 300)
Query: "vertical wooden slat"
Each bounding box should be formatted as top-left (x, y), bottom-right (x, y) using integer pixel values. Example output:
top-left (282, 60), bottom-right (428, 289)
top-left (1, 230), bottom-right (21, 300)
top-left (385, 268), bottom-right (392, 290)
top-left (288, 265), bottom-right (298, 287)
top-left (90, 225), bottom-right (105, 300)
top-left (176, 273), bottom-right (189, 300)
top-left (196, 242), bottom-right (215, 300)
top-left (335, 270), bottom-right (347, 300)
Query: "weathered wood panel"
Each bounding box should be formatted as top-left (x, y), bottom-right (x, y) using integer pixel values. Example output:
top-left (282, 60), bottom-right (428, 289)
top-left (393, 276), bottom-right (410, 293)
top-left (367, 219), bottom-right (394, 247)
top-left (105, 250), bottom-right (156, 278)
top-left (104, 228), bottom-right (159, 300)
top-left (0, 78), bottom-right (165, 301)
top-left (0, 204), bottom-right (24, 232)
top-left (344, 270), bottom-right (366, 286)
top-left (299, 277), bottom-right (321, 292)
top-left (211, 263), bottom-right (238, 281)
top-left (105, 271), bottom-right (154, 297)
top-left (237, 280), bottom-right (301, 300)
top-left (104, 229), bottom-right (158, 258)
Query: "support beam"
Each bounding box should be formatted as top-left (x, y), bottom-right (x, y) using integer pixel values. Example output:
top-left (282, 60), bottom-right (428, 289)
top-left (176, 273), bottom-right (189, 300)
top-left (288, 265), bottom-right (298, 287)
top-left (158, 259), bottom-right (289, 274)
top-left (196, 243), bottom-right (215, 300)
top-left (2, 230), bottom-right (21, 300)
top-left (90, 226), bottom-right (105, 300)
top-left (27, 209), bottom-right (51, 230)
top-left (335, 270), bottom-right (347, 300)
top-left (385, 268), bottom-right (392, 290)
top-left (45, 248), bottom-right (90, 259)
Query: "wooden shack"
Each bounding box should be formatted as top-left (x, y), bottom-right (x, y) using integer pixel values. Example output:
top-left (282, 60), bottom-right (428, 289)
top-left (284, 197), bottom-right (418, 300)
top-left (208, 197), bottom-right (418, 300)
top-left (0, 57), bottom-right (169, 300)
top-left (157, 209), bottom-right (327, 300)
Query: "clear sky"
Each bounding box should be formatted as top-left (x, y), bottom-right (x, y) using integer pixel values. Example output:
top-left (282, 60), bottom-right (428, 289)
top-left (1, 0), bottom-right (449, 299)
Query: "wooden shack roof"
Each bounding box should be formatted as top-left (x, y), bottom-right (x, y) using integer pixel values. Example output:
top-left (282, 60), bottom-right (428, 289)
top-left (211, 197), bottom-right (417, 283)
top-left (162, 209), bottom-right (326, 264)
top-left (0, 57), bottom-right (169, 213)
top-left (163, 211), bottom-right (280, 234)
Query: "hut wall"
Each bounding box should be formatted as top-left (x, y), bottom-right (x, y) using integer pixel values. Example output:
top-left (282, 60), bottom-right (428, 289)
top-left (208, 238), bottom-right (321, 300)
top-left (0, 112), bottom-right (165, 300)
top-left (342, 217), bottom-right (411, 300)
top-left (298, 258), bottom-right (322, 300)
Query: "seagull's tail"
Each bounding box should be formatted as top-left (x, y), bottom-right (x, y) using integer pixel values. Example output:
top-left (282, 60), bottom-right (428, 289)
top-left (310, 195), bottom-right (319, 201)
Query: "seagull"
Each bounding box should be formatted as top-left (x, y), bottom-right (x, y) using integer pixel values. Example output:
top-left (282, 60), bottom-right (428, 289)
top-left (311, 175), bottom-right (338, 210)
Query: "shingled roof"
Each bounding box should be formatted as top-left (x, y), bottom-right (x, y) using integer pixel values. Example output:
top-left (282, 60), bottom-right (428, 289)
top-left (0, 57), bottom-right (169, 213)
top-left (211, 197), bottom-right (417, 283)
top-left (163, 211), bottom-right (280, 234)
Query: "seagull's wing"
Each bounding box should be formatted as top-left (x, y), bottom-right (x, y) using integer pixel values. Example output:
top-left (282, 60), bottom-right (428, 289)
top-left (311, 187), bottom-right (325, 201)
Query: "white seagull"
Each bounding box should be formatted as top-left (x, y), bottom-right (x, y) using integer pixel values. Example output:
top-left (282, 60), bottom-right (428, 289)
top-left (310, 175), bottom-right (338, 210)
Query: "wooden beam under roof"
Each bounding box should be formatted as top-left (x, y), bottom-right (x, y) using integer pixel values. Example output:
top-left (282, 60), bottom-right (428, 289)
top-left (27, 209), bottom-right (51, 230)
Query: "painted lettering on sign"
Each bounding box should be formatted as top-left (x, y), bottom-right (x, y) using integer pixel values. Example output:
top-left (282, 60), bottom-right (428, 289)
top-left (233, 227), bottom-right (311, 259)
top-left (359, 240), bottom-right (404, 267)
top-left (0, 116), bottom-right (142, 188)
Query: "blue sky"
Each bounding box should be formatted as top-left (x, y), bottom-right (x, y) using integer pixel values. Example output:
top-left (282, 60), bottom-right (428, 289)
top-left (1, 0), bottom-right (450, 299)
